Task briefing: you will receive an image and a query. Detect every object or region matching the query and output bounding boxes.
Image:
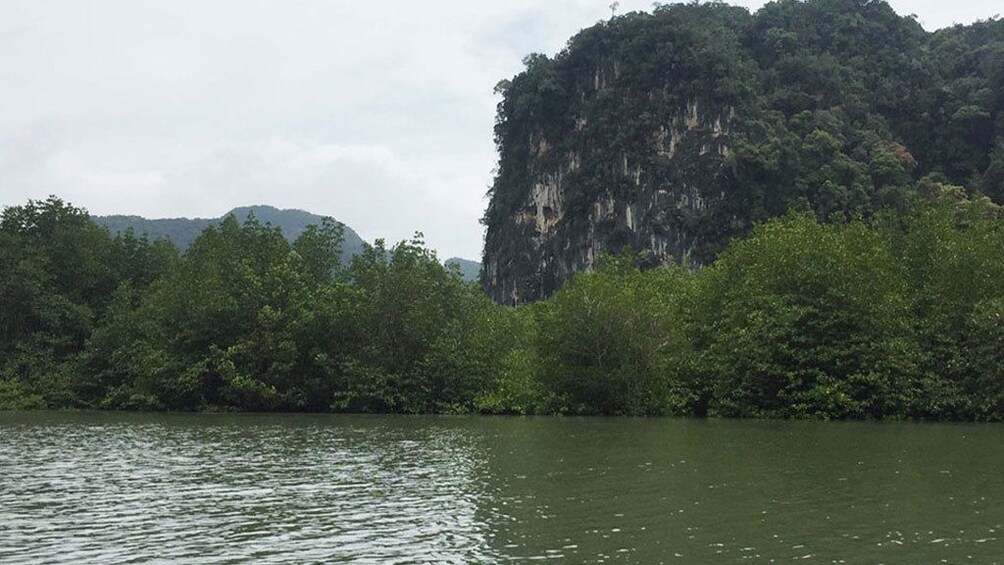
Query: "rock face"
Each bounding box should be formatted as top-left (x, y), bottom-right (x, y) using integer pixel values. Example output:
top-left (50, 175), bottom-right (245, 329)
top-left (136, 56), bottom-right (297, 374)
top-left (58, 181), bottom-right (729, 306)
top-left (484, 100), bottom-right (737, 304)
top-left (481, 5), bottom-right (757, 305)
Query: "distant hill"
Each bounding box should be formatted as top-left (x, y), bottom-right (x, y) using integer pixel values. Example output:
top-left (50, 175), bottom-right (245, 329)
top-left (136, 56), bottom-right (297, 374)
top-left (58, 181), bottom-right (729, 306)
top-left (94, 206), bottom-right (482, 280)
top-left (95, 205), bottom-right (366, 265)
top-left (444, 257), bottom-right (481, 282)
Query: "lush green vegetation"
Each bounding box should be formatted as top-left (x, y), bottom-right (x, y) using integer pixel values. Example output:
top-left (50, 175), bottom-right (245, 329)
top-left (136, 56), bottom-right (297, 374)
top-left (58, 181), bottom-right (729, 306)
top-left (4, 191), bottom-right (1004, 420)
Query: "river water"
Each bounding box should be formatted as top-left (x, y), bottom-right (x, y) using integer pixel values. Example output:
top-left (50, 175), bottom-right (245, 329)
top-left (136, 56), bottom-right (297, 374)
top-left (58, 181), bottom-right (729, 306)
top-left (1, 412), bottom-right (1002, 564)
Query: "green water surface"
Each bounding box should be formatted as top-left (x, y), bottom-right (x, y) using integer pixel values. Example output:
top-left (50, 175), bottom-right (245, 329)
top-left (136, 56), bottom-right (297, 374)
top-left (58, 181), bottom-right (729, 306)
top-left (1, 412), bottom-right (1001, 563)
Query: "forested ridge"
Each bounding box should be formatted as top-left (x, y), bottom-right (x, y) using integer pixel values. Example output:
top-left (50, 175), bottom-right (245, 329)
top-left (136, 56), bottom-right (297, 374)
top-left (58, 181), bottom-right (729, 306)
top-left (95, 205), bottom-right (368, 266)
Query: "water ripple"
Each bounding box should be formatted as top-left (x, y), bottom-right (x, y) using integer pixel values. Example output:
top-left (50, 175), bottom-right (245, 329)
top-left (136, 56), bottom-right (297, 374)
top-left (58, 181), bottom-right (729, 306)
top-left (0, 414), bottom-right (500, 564)
top-left (3, 414), bottom-right (1004, 563)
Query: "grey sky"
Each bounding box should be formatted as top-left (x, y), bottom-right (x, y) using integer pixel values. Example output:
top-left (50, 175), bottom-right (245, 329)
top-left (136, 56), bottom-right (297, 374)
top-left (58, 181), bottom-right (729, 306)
top-left (0, 1), bottom-right (1000, 260)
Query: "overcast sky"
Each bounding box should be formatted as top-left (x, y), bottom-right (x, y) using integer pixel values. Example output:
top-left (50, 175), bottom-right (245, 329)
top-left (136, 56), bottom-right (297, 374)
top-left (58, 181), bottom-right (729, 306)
top-left (1, 1), bottom-right (1000, 259)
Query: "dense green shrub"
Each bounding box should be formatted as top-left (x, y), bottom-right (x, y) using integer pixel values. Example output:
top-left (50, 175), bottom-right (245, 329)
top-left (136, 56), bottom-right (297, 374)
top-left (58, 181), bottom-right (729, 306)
top-left (536, 256), bottom-right (694, 415)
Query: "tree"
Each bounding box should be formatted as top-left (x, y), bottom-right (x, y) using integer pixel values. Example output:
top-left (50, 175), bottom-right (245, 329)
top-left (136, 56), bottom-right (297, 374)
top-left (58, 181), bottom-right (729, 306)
top-left (333, 235), bottom-right (472, 413)
top-left (537, 255), bottom-right (694, 415)
top-left (693, 213), bottom-right (920, 418)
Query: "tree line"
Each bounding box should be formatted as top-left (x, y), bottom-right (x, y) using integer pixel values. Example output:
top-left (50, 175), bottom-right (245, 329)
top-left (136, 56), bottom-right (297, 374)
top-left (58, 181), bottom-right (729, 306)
top-left (4, 189), bottom-right (1004, 420)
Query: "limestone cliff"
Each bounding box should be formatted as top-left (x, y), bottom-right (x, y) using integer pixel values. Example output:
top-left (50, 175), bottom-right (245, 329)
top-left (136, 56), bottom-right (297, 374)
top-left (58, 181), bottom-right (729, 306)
top-left (483, 99), bottom-right (739, 304)
top-left (482, 1), bottom-right (1003, 304)
top-left (482, 5), bottom-right (754, 304)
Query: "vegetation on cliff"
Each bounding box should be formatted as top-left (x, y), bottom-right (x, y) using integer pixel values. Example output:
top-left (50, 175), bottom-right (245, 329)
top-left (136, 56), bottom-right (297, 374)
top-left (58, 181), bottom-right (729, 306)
top-left (5, 191), bottom-right (1004, 420)
top-left (483, 0), bottom-right (1004, 302)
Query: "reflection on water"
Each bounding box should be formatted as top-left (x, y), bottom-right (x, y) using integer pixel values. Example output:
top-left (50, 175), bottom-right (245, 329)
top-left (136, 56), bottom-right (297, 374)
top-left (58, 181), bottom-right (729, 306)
top-left (1, 413), bottom-right (1003, 564)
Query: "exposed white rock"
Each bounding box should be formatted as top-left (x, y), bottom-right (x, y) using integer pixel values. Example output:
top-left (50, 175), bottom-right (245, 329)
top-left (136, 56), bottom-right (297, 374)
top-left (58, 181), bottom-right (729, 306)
top-left (485, 97), bottom-right (741, 304)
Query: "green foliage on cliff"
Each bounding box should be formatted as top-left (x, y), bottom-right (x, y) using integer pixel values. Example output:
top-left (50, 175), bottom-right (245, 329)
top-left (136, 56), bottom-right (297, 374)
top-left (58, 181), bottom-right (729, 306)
top-left (6, 193), bottom-right (1004, 421)
top-left (486, 1), bottom-right (755, 229)
top-left (485, 0), bottom-right (1004, 262)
